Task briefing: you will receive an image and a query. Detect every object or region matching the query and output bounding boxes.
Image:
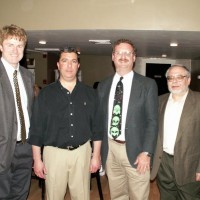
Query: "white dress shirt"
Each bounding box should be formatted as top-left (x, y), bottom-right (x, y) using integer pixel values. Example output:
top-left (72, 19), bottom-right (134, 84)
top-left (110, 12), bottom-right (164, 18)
top-left (163, 91), bottom-right (188, 155)
top-left (108, 71), bottom-right (133, 141)
top-left (2, 57), bottom-right (30, 141)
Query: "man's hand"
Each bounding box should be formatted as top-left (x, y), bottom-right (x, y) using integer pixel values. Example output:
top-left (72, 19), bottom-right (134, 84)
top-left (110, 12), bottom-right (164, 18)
top-left (90, 155), bottom-right (101, 173)
top-left (32, 145), bottom-right (47, 179)
top-left (134, 152), bottom-right (150, 174)
top-left (196, 173), bottom-right (200, 181)
top-left (90, 140), bottom-right (102, 173)
top-left (33, 159), bottom-right (47, 179)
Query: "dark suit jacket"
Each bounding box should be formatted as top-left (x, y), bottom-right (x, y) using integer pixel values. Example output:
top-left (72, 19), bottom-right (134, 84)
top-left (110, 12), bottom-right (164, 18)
top-left (97, 72), bottom-right (158, 168)
top-left (0, 60), bottom-right (34, 174)
top-left (151, 90), bottom-right (200, 185)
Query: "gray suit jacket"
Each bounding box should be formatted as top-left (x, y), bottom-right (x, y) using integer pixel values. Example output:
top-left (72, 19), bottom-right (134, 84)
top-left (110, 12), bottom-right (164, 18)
top-left (151, 90), bottom-right (200, 185)
top-left (0, 60), bottom-right (34, 173)
top-left (97, 72), bottom-right (158, 168)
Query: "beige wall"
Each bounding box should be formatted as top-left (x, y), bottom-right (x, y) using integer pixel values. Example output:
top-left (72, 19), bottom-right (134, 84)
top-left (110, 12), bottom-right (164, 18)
top-left (81, 55), bottom-right (114, 86)
top-left (26, 52), bottom-right (58, 88)
top-left (26, 52), bottom-right (47, 88)
top-left (47, 52), bottom-right (58, 85)
top-left (1, 0), bottom-right (200, 31)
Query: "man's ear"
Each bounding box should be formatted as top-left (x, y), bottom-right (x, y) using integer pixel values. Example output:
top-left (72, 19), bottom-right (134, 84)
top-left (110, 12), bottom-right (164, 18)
top-left (57, 62), bottom-right (60, 70)
top-left (112, 53), bottom-right (115, 62)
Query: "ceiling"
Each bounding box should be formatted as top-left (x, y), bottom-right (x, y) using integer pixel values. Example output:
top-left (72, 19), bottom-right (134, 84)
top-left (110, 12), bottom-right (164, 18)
top-left (26, 29), bottom-right (200, 60)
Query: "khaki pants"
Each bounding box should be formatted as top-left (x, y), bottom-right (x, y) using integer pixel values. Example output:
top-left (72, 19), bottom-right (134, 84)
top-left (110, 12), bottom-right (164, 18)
top-left (106, 138), bottom-right (150, 200)
top-left (43, 142), bottom-right (91, 200)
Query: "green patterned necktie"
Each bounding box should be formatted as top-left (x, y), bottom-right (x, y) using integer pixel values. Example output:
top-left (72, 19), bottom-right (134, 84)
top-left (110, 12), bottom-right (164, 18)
top-left (13, 70), bottom-right (26, 143)
top-left (110, 77), bottom-right (123, 139)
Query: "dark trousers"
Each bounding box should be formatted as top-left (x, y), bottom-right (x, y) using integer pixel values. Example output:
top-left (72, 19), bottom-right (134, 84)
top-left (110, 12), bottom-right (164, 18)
top-left (157, 151), bottom-right (200, 200)
top-left (0, 142), bottom-right (32, 200)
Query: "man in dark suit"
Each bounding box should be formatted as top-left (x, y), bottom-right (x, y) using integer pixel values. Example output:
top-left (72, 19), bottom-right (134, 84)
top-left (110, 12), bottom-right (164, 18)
top-left (97, 39), bottom-right (158, 199)
top-left (151, 64), bottom-right (200, 199)
top-left (0, 24), bottom-right (34, 199)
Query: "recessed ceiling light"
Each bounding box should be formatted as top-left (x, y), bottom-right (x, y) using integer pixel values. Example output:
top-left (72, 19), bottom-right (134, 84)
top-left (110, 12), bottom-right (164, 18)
top-left (39, 40), bottom-right (47, 45)
top-left (162, 54), bottom-right (167, 58)
top-left (170, 42), bottom-right (178, 47)
top-left (89, 39), bottom-right (111, 44)
top-left (35, 48), bottom-right (60, 51)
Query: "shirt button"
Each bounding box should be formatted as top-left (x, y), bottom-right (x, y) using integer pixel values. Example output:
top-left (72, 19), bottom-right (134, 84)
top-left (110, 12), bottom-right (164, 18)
top-left (70, 102), bottom-right (72, 104)
top-left (67, 92), bottom-right (70, 94)
top-left (71, 124), bottom-right (73, 126)
top-left (71, 135), bottom-right (74, 138)
top-left (70, 113), bottom-right (73, 116)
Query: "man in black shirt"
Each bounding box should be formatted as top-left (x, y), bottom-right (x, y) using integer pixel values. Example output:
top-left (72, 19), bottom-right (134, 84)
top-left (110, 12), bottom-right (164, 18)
top-left (28, 48), bottom-right (102, 200)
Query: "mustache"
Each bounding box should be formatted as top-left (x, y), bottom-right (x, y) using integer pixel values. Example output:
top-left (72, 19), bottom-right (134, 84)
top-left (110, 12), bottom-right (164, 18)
top-left (119, 58), bottom-right (129, 62)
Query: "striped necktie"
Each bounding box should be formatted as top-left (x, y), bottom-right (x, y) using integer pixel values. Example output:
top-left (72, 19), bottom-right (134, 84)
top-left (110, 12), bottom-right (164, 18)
top-left (13, 70), bottom-right (26, 143)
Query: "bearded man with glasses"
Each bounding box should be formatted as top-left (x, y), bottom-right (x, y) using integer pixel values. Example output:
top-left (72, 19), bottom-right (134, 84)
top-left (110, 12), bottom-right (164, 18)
top-left (151, 64), bottom-right (200, 200)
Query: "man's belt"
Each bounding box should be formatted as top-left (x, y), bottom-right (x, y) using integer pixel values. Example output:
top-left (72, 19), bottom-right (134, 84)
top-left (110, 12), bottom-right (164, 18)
top-left (113, 139), bottom-right (126, 144)
top-left (16, 140), bottom-right (26, 144)
top-left (60, 141), bottom-right (88, 151)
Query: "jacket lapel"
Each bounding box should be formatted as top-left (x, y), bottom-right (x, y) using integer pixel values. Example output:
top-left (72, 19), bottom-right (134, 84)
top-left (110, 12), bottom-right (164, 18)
top-left (105, 78), bottom-right (113, 130)
top-left (0, 62), bottom-right (15, 106)
top-left (126, 74), bottom-right (139, 124)
top-left (19, 67), bottom-right (33, 116)
top-left (159, 95), bottom-right (169, 144)
top-left (175, 90), bottom-right (193, 143)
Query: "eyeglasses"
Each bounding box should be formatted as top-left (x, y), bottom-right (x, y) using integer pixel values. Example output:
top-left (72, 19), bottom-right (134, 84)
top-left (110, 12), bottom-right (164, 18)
top-left (113, 51), bottom-right (134, 57)
top-left (166, 75), bottom-right (188, 82)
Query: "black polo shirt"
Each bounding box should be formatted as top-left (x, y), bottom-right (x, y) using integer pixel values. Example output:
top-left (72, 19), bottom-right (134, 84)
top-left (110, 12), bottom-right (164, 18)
top-left (28, 80), bottom-right (102, 148)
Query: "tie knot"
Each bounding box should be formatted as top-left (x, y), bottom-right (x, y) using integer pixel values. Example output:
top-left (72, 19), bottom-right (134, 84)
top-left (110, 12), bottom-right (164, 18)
top-left (13, 70), bottom-right (17, 77)
top-left (120, 77), bottom-right (123, 82)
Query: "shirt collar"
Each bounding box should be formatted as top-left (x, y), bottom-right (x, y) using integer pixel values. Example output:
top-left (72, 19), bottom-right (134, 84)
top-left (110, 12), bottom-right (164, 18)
top-left (1, 57), bottom-right (19, 72)
top-left (169, 90), bottom-right (189, 103)
top-left (115, 71), bottom-right (134, 82)
top-left (58, 78), bottom-right (80, 91)
top-left (1, 57), bottom-right (19, 76)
